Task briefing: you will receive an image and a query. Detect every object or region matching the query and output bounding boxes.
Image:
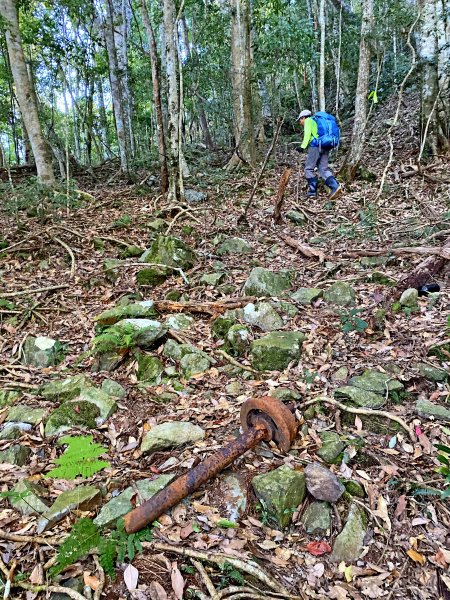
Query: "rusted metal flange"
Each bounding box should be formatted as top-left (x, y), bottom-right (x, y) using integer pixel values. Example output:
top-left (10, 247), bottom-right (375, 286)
top-left (240, 396), bottom-right (297, 453)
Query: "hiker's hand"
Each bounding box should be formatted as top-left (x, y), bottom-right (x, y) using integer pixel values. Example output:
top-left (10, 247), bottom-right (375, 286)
top-left (295, 146), bottom-right (304, 154)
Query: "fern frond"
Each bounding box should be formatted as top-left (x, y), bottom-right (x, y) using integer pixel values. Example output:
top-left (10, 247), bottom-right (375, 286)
top-left (98, 537), bottom-right (117, 578)
top-left (46, 435), bottom-right (110, 480)
top-left (51, 518), bottom-right (100, 576)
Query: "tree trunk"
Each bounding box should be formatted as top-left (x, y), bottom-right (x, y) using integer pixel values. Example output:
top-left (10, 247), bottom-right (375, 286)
top-left (138, 0), bottom-right (169, 192)
top-left (0, 0), bottom-right (55, 184)
top-left (318, 0), bottom-right (326, 111)
top-left (341, 0), bottom-right (374, 181)
top-left (226, 0), bottom-right (255, 171)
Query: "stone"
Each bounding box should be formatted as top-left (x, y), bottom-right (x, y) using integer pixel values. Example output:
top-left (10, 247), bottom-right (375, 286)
top-left (360, 256), bottom-right (390, 268)
top-left (38, 486), bottom-right (101, 533)
top-left (101, 379), bottom-right (126, 399)
top-left (103, 258), bottom-right (123, 282)
top-left (243, 302), bottom-right (283, 332)
top-left (414, 363), bottom-right (448, 382)
top-left (301, 501), bottom-right (331, 534)
top-left (0, 390), bottom-right (20, 408)
top-left (136, 266), bottom-right (172, 287)
top-left (180, 353), bottom-right (212, 378)
top-left (225, 325), bottom-right (251, 357)
top-left (164, 340), bottom-right (197, 361)
top-left (51, 577), bottom-right (84, 600)
top-left (10, 480), bottom-right (48, 515)
top-left (22, 336), bottom-right (65, 368)
top-left (334, 386), bottom-right (385, 409)
top-left (343, 480), bottom-right (365, 498)
top-left (332, 367), bottom-right (348, 382)
top-left (221, 472), bottom-right (247, 522)
top-left (243, 267), bottom-right (293, 297)
top-left (95, 300), bottom-right (157, 326)
top-left (113, 318), bottom-right (167, 349)
top-left (93, 475), bottom-right (175, 527)
top-left (348, 370), bottom-right (404, 396)
top-left (200, 272), bottom-right (226, 286)
top-left (272, 388), bottom-right (301, 402)
top-left (140, 235), bottom-right (196, 270)
top-left (147, 218), bottom-right (167, 233)
top-left (330, 503), bottom-right (367, 563)
top-left (76, 387), bottom-right (117, 422)
top-left (0, 422), bottom-right (32, 440)
top-left (166, 313), bottom-right (194, 330)
top-left (270, 301), bottom-right (299, 318)
top-left (399, 288), bottom-right (418, 307)
top-left (7, 405), bottom-right (45, 425)
top-left (316, 431), bottom-right (345, 464)
top-left (141, 422), bottom-right (205, 453)
top-left (0, 444), bottom-right (31, 466)
top-left (252, 465), bottom-right (306, 528)
top-left (44, 401), bottom-right (100, 437)
top-left (250, 331), bottom-right (306, 371)
top-left (217, 237), bottom-right (253, 255)
top-left (137, 355), bottom-right (164, 383)
top-left (323, 282), bottom-right (356, 306)
top-left (184, 188), bottom-right (207, 203)
top-left (40, 375), bottom-right (93, 401)
top-left (120, 245), bottom-right (144, 259)
top-left (304, 462), bottom-right (345, 502)
top-left (416, 399), bottom-right (450, 421)
top-left (225, 381), bottom-right (244, 396)
top-left (285, 210), bottom-right (306, 225)
top-left (92, 351), bottom-right (124, 372)
top-left (291, 288), bottom-right (323, 305)
top-left (211, 316), bottom-right (238, 339)
top-left (366, 271), bottom-right (397, 286)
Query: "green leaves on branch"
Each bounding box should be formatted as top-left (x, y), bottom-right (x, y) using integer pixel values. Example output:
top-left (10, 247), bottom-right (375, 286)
top-left (46, 435), bottom-right (109, 480)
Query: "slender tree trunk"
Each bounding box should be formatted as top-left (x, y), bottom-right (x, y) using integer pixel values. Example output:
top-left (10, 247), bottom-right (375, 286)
top-left (318, 0), bottom-right (326, 111)
top-left (0, 0), bottom-right (55, 184)
top-left (436, 0), bottom-right (450, 148)
top-left (138, 0), bottom-right (169, 192)
top-left (341, 0), bottom-right (374, 180)
top-left (306, 0), bottom-right (318, 112)
top-left (97, 78), bottom-right (110, 160)
top-left (226, 0), bottom-right (255, 171)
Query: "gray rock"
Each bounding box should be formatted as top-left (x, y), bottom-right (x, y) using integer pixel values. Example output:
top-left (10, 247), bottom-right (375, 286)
top-left (416, 399), bottom-right (450, 421)
top-left (92, 351), bottom-right (124, 372)
top-left (113, 318), bottom-right (167, 348)
top-left (316, 431), bottom-right (345, 464)
top-left (243, 302), bottom-right (284, 332)
top-left (221, 472), bottom-right (247, 522)
top-left (286, 210), bottom-right (306, 225)
top-left (40, 375), bottom-right (93, 401)
top-left (272, 388), bottom-right (301, 402)
top-left (304, 462), bottom-right (345, 502)
top-left (225, 381), bottom-right (244, 396)
top-left (330, 503), bottom-right (367, 563)
top-left (252, 465), bottom-right (306, 528)
top-left (323, 282), bottom-right (356, 306)
top-left (38, 486), bottom-right (101, 533)
top-left (399, 288), bottom-right (418, 307)
top-left (0, 444), bottom-right (31, 466)
top-left (243, 267), bottom-right (293, 297)
top-left (180, 353), bottom-right (212, 377)
top-left (0, 390), bottom-right (20, 408)
top-left (101, 379), bottom-right (126, 399)
top-left (291, 288), bottom-right (323, 304)
top-left (50, 577), bottom-right (84, 600)
top-left (141, 422), bottom-right (205, 453)
top-left (414, 363), bottom-right (448, 382)
top-left (10, 480), bottom-right (48, 515)
top-left (0, 422), bottom-right (32, 440)
top-left (184, 188), bottom-right (207, 203)
top-left (332, 367), bottom-right (349, 382)
top-left (250, 331), bottom-right (306, 371)
top-left (136, 266), bottom-right (172, 287)
top-left (270, 301), bottom-right (299, 318)
top-left (225, 325), bottom-right (251, 357)
top-left (166, 313), bottom-right (194, 330)
top-left (360, 256), bottom-right (390, 268)
top-left (7, 405), bottom-right (45, 425)
top-left (217, 237), bottom-right (253, 256)
top-left (44, 401), bottom-right (100, 437)
top-left (93, 476), bottom-right (174, 527)
top-left (22, 336), bottom-right (65, 368)
top-left (103, 258), bottom-right (123, 283)
top-left (95, 301), bottom-right (157, 326)
top-left (76, 387), bottom-right (117, 422)
top-left (200, 272), bottom-right (226, 286)
top-left (349, 370), bottom-right (404, 395)
top-left (301, 501), bottom-right (331, 534)
top-left (147, 218), bottom-right (167, 233)
top-left (140, 235), bottom-right (196, 270)
top-left (137, 355), bottom-right (164, 383)
top-left (334, 386), bottom-right (385, 409)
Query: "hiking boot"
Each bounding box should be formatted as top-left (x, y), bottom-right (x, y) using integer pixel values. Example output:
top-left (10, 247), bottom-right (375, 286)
top-left (325, 176), bottom-right (342, 200)
top-left (306, 177), bottom-right (318, 198)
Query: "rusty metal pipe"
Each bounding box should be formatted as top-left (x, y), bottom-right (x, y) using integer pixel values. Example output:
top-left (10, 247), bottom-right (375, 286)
top-left (124, 424), bottom-right (270, 533)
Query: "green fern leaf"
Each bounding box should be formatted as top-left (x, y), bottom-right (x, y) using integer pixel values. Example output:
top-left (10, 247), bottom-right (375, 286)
top-left (51, 518), bottom-right (100, 576)
top-left (98, 537), bottom-right (117, 578)
top-left (46, 435), bottom-right (110, 480)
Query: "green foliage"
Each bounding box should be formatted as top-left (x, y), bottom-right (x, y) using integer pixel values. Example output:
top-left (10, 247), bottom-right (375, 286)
top-left (50, 518), bottom-right (101, 576)
top-left (255, 498), bottom-right (270, 526)
top-left (92, 323), bottom-right (137, 355)
top-left (111, 215), bottom-right (132, 229)
top-left (0, 299), bottom-right (15, 310)
top-left (338, 308), bottom-right (368, 334)
top-left (436, 444), bottom-right (450, 499)
top-left (218, 562), bottom-right (245, 589)
top-left (46, 435), bottom-right (109, 480)
top-left (1, 179), bottom-right (82, 216)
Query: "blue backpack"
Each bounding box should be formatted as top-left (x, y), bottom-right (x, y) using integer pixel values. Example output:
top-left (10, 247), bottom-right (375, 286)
top-left (311, 111), bottom-right (340, 150)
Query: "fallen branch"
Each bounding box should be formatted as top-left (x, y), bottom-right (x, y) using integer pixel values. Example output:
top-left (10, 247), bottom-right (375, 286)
top-left (149, 542), bottom-right (294, 597)
top-left (52, 236), bottom-right (76, 278)
top-left (166, 206), bottom-right (207, 235)
top-left (393, 236), bottom-right (450, 294)
top-left (12, 583), bottom-right (87, 600)
top-left (0, 528), bottom-right (62, 546)
top-left (273, 168), bottom-right (292, 224)
top-left (0, 284), bottom-right (70, 298)
top-left (192, 558), bottom-right (220, 600)
top-left (154, 298), bottom-right (255, 316)
top-left (280, 235), bottom-right (326, 263)
top-left (302, 396), bottom-right (415, 441)
top-left (215, 349), bottom-right (258, 374)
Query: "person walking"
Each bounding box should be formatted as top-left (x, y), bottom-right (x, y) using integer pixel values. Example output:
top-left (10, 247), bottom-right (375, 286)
top-left (297, 109), bottom-right (342, 200)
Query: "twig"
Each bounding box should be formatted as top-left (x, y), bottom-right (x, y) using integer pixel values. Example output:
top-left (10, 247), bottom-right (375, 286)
top-left (1, 284), bottom-right (70, 298)
top-left (215, 349), bottom-right (257, 374)
top-left (93, 555), bottom-right (105, 600)
top-left (12, 583), bottom-right (87, 600)
top-left (0, 528), bottom-right (63, 546)
top-left (95, 235), bottom-right (132, 247)
top-left (191, 559), bottom-right (220, 600)
top-left (302, 396), bottom-right (415, 441)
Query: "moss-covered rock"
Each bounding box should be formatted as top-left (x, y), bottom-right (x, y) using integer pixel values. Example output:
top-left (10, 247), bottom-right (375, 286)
top-left (0, 390), bottom-right (20, 408)
top-left (250, 331), bottom-right (306, 371)
top-left (330, 503), bottom-right (367, 563)
top-left (103, 259), bottom-right (123, 283)
top-left (348, 370), bottom-right (404, 396)
top-left (414, 363), bottom-right (448, 382)
top-left (40, 375), bottom-right (93, 401)
top-left (140, 235), bottom-right (196, 270)
top-left (323, 282), bottom-right (356, 306)
top-left (93, 318), bottom-right (166, 354)
top-left (242, 302), bottom-right (283, 332)
top-left (45, 401), bottom-right (100, 437)
top-left (366, 271), bottom-right (397, 286)
top-left (136, 266), bottom-right (172, 287)
top-left (95, 301), bottom-right (157, 326)
top-left (165, 313), bottom-right (194, 330)
top-left (343, 480), bottom-right (366, 498)
top-left (38, 486), bottom-right (101, 533)
top-left (7, 405), bottom-right (45, 426)
top-left (291, 287), bottom-right (323, 304)
top-left (141, 422), bottom-right (205, 453)
top-left (120, 245), bottom-right (144, 258)
top-left (416, 399), bottom-right (450, 421)
top-left (217, 237), bottom-right (253, 255)
top-left (22, 336), bottom-right (65, 368)
top-left (316, 431), bottom-right (345, 464)
top-left (334, 386), bottom-right (385, 409)
top-left (243, 267), bottom-right (293, 297)
top-left (225, 324), bottom-right (251, 357)
top-left (399, 288), bottom-right (418, 307)
top-left (301, 501), bottom-right (331, 534)
top-left (285, 210), bottom-right (306, 225)
top-left (10, 480), bottom-right (48, 515)
top-left (199, 272), bottom-right (226, 286)
top-left (180, 353), bottom-right (212, 378)
top-left (0, 444), bottom-right (31, 466)
top-left (137, 355), bottom-right (164, 383)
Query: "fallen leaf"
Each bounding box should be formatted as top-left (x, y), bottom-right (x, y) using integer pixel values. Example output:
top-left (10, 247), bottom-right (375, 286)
top-left (411, 517), bottom-right (429, 526)
top-left (124, 564), bottom-right (139, 592)
top-left (361, 583), bottom-right (385, 598)
top-left (407, 548), bottom-right (426, 565)
top-left (306, 540), bottom-right (332, 556)
top-left (355, 415), bottom-right (363, 431)
top-left (328, 585), bottom-right (349, 599)
top-left (29, 564), bottom-right (44, 585)
top-left (148, 581), bottom-right (168, 600)
top-left (373, 495), bottom-right (391, 531)
top-left (83, 573), bottom-right (100, 591)
top-left (171, 561), bottom-right (184, 600)
top-left (435, 548), bottom-right (450, 568)
top-left (394, 494), bottom-right (407, 519)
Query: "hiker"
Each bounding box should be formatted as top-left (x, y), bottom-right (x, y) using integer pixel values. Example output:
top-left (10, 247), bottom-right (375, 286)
top-left (297, 109), bottom-right (342, 200)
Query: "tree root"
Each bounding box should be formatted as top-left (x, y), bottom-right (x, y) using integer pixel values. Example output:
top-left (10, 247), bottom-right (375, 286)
top-left (0, 527), bottom-right (62, 546)
top-left (192, 558), bottom-right (220, 600)
top-left (1, 283), bottom-right (70, 298)
top-left (215, 349), bottom-right (257, 374)
top-left (52, 236), bottom-right (76, 278)
top-left (302, 396), bottom-right (415, 441)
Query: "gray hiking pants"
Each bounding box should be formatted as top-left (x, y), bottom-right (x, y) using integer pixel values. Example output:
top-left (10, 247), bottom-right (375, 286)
top-left (305, 146), bottom-right (333, 180)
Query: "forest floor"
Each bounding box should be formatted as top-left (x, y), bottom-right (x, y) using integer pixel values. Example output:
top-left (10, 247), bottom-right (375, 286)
top-left (1, 93), bottom-right (450, 600)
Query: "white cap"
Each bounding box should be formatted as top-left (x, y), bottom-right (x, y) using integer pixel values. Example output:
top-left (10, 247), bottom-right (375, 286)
top-left (297, 110), bottom-right (311, 120)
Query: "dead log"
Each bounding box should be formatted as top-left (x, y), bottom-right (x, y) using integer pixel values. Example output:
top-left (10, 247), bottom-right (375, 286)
top-left (153, 297), bottom-right (255, 316)
top-left (280, 234), bottom-right (327, 263)
top-left (394, 237), bottom-right (450, 295)
top-left (273, 168), bottom-right (292, 224)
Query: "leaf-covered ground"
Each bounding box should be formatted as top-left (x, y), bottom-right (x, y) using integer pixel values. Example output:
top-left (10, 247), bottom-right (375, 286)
top-left (1, 93), bottom-right (450, 599)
